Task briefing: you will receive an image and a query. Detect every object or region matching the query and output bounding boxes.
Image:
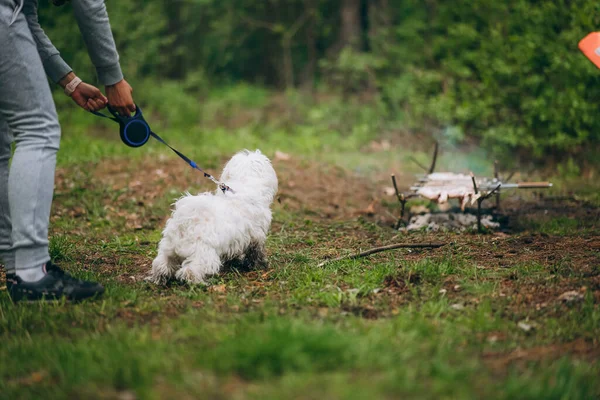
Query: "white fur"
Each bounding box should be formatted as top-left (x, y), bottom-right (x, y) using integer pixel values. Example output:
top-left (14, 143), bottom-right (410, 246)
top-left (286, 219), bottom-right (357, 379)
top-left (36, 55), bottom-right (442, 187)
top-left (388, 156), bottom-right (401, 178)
top-left (147, 149), bottom-right (278, 284)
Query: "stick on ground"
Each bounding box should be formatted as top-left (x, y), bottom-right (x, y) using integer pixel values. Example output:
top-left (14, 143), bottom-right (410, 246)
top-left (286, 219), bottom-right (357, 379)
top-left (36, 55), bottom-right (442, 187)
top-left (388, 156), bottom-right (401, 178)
top-left (317, 242), bottom-right (446, 267)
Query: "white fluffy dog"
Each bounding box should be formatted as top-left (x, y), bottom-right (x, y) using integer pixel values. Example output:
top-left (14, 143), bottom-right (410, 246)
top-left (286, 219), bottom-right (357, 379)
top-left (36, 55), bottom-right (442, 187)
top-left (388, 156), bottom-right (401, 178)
top-left (147, 149), bottom-right (278, 284)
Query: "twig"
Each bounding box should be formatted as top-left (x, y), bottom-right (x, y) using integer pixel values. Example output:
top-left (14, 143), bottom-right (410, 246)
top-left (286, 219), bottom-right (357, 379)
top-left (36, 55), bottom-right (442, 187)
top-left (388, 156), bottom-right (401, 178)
top-left (481, 183), bottom-right (502, 200)
top-left (470, 172), bottom-right (482, 231)
top-left (494, 160), bottom-right (499, 180)
top-left (475, 183), bottom-right (502, 232)
top-left (241, 15), bottom-right (279, 32)
top-left (409, 156), bottom-right (429, 172)
top-left (470, 172), bottom-right (478, 194)
top-left (283, 10), bottom-right (310, 41)
top-left (391, 174), bottom-right (402, 204)
top-left (317, 242), bottom-right (446, 267)
top-left (429, 141), bottom-right (439, 174)
top-left (494, 160), bottom-right (500, 209)
top-left (391, 174), bottom-right (407, 229)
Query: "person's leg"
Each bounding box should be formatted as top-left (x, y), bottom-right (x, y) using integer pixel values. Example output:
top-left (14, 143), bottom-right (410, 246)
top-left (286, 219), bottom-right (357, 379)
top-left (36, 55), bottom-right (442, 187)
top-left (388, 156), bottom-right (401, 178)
top-left (0, 3), bottom-right (104, 301)
top-left (0, 119), bottom-right (14, 275)
top-left (0, 6), bottom-right (59, 281)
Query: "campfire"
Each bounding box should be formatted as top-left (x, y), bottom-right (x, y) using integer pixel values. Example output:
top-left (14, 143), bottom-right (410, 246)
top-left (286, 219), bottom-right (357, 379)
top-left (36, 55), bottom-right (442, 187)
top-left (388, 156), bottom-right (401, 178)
top-left (391, 143), bottom-right (553, 232)
top-left (400, 211), bottom-right (500, 232)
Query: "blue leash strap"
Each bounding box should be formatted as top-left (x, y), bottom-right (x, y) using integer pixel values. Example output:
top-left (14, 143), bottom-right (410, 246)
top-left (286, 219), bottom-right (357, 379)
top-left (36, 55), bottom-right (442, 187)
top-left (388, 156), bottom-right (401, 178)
top-left (148, 130), bottom-right (233, 193)
top-left (90, 108), bottom-right (233, 193)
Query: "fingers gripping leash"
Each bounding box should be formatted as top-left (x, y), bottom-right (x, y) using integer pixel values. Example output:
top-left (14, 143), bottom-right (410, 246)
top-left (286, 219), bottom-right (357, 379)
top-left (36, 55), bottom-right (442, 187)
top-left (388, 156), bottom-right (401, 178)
top-left (90, 105), bottom-right (234, 193)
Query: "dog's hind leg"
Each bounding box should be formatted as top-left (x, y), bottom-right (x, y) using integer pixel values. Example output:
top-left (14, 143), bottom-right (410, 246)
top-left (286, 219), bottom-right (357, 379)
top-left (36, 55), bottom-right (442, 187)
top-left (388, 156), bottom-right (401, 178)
top-left (243, 241), bottom-right (268, 270)
top-left (175, 244), bottom-right (221, 284)
top-left (147, 239), bottom-right (179, 284)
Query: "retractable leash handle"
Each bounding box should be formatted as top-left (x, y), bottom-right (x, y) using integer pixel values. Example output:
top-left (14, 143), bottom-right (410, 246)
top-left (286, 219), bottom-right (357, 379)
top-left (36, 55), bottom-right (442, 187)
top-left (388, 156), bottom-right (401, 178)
top-left (89, 105), bottom-right (234, 193)
top-left (90, 105), bottom-right (150, 148)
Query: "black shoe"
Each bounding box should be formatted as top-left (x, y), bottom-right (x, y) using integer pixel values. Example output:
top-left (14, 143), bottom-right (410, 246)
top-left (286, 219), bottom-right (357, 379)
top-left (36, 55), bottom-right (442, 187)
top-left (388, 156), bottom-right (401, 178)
top-left (7, 262), bottom-right (104, 302)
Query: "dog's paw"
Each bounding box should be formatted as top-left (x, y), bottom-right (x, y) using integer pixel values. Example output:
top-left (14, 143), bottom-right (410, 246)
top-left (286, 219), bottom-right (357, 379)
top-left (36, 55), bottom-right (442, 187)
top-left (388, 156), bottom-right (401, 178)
top-left (144, 273), bottom-right (167, 285)
top-left (175, 267), bottom-right (206, 285)
top-left (243, 258), bottom-right (269, 271)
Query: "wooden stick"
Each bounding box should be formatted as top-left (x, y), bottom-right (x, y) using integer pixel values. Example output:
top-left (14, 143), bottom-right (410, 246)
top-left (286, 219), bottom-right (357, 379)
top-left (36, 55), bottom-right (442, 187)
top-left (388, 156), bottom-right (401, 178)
top-left (409, 156), bottom-right (429, 172)
top-left (481, 183), bottom-right (502, 200)
top-left (317, 242), bottom-right (446, 267)
top-left (494, 160), bottom-right (499, 180)
top-left (494, 160), bottom-right (500, 209)
top-left (429, 141), bottom-right (439, 174)
top-left (391, 174), bottom-right (408, 229)
top-left (470, 172), bottom-right (479, 194)
top-left (391, 174), bottom-right (402, 204)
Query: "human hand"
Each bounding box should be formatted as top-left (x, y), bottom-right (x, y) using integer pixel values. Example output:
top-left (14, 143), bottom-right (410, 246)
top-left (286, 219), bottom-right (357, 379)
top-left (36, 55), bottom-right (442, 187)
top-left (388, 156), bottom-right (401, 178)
top-left (71, 82), bottom-right (108, 112)
top-left (105, 79), bottom-right (136, 116)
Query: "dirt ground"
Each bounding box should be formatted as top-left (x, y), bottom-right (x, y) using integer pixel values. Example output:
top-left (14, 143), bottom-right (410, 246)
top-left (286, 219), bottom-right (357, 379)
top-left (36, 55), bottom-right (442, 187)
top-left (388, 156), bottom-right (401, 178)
top-left (0, 153), bottom-right (590, 288)
top-left (54, 153), bottom-right (600, 293)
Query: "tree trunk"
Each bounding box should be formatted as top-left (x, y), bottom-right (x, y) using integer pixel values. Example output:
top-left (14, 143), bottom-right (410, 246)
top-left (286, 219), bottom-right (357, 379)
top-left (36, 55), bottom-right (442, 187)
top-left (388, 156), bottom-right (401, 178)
top-left (327, 0), bottom-right (362, 57)
top-left (282, 37), bottom-right (294, 89)
top-left (165, 1), bottom-right (184, 79)
top-left (340, 0), bottom-right (361, 49)
top-left (368, 0), bottom-right (390, 44)
top-left (300, 0), bottom-right (317, 91)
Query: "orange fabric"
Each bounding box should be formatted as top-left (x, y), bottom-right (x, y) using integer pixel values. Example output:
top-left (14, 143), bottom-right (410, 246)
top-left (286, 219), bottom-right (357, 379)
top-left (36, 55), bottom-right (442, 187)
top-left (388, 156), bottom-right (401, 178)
top-left (579, 32), bottom-right (600, 69)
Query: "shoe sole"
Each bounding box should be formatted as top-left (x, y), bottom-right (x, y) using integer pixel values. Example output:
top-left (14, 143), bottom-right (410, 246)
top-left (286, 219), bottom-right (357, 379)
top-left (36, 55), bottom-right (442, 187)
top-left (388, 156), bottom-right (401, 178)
top-left (9, 288), bottom-right (105, 303)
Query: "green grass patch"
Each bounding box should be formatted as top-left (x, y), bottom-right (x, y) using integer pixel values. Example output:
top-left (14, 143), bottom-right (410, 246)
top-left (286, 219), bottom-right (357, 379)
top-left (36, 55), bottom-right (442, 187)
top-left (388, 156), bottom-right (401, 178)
top-left (1, 85), bottom-right (598, 399)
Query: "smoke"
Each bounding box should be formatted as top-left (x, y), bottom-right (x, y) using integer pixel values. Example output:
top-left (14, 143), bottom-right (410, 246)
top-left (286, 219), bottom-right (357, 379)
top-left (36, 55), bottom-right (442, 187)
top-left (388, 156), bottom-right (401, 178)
top-left (432, 126), bottom-right (494, 177)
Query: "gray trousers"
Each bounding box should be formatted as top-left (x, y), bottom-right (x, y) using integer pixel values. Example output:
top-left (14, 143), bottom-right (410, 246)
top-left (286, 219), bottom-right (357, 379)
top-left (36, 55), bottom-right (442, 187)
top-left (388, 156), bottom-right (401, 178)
top-left (0, 0), bottom-right (61, 274)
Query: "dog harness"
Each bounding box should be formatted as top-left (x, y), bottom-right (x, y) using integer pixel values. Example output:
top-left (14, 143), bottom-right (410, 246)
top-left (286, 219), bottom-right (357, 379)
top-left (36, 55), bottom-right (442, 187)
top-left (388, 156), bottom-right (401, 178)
top-left (91, 105), bottom-right (234, 193)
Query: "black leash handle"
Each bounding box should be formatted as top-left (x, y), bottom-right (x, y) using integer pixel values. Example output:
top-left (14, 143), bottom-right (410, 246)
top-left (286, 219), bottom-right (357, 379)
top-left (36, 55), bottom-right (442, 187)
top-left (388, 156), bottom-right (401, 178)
top-left (89, 105), bottom-right (233, 193)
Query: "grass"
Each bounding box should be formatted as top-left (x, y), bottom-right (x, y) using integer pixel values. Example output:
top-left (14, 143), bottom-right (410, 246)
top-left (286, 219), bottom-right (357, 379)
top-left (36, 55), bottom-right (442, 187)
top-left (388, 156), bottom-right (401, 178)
top-left (1, 84), bottom-right (599, 399)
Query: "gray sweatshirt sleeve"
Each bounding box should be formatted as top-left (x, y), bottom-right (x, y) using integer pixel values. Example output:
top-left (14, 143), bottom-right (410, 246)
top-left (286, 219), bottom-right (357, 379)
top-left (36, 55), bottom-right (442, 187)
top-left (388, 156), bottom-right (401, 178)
top-left (22, 0), bottom-right (73, 84)
top-left (71, 0), bottom-right (124, 86)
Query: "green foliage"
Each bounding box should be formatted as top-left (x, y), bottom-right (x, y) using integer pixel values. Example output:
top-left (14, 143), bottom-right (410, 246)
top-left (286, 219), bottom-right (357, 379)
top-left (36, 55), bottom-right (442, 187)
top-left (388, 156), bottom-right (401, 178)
top-left (36, 0), bottom-right (599, 165)
top-left (38, 0), bottom-right (171, 82)
top-left (371, 0), bottom-right (600, 163)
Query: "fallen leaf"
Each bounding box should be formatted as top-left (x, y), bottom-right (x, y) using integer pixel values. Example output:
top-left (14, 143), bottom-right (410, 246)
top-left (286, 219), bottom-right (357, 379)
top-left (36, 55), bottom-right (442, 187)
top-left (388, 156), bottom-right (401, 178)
top-left (383, 186), bottom-right (396, 196)
top-left (360, 200), bottom-right (377, 216)
top-left (117, 390), bottom-right (137, 400)
top-left (517, 320), bottom-right (537, 332)
top-left (209, 284), bottom-right (226, 293)
top-left (369, 140), bottom-right (391, 151)
top-left (154, 169), bottom-right (168, 178)
top-left (11, 370), bottom-right (47, 386)
top-left (274, 150), bottom-right (291, 161)
top-left (558, 290), bottom-right (584, 302)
